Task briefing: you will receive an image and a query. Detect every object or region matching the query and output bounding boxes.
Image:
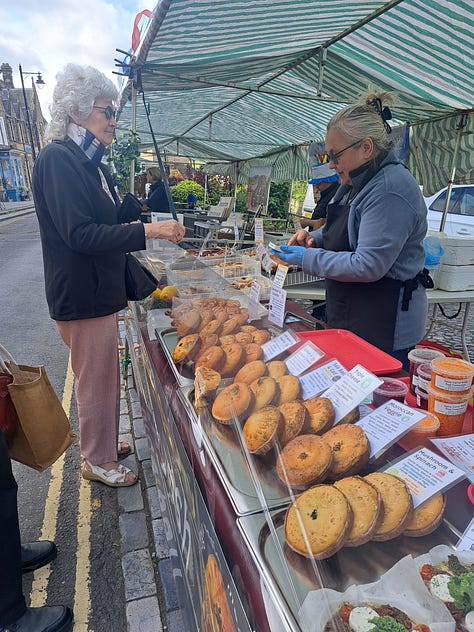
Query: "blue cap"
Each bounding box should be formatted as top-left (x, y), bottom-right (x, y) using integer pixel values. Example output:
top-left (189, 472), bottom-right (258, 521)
top-left (309, 162), bottom-right (338, 185)
top-left (186, 193), bottom-right (197, 203)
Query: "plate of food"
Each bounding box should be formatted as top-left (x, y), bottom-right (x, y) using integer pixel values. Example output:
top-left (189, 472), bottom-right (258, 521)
top-left (415, 544), bottom-right (474, 632)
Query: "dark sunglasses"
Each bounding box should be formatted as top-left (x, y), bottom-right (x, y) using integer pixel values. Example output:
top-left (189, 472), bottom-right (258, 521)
top-left (93, 105), bottom-right (118, 121)
top-left (327, 139), bottom-right (363, 165)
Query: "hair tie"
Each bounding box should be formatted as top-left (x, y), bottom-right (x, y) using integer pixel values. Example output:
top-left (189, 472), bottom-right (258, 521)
top-left (368, 98), bottom-right (392, 134)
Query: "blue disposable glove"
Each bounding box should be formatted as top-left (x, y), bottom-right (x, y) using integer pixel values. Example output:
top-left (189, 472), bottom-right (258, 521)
top-left (269, 244), bottom-right (306, 266)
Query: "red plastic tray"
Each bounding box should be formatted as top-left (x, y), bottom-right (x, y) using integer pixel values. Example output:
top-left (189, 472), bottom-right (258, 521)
top-left (297, 329), bottom-right (402, 376)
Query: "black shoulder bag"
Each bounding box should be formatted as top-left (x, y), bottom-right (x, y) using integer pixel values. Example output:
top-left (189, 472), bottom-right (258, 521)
top-left (124, 254), bottom-right (158, 301)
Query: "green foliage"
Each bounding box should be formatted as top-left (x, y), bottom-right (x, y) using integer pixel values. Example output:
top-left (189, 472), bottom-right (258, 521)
top-left (292, 179), bottom-right (309, 201)
top-left (448, 570), bottom-right (474, 612)
top-left (170, 180), bottom-right (205, 203)
top-left (235, 185), bottom-right (248, 214)
top-left (267, 181), bottom-right (291, 218)
top-left (105, 130), bottom-right (141, 195)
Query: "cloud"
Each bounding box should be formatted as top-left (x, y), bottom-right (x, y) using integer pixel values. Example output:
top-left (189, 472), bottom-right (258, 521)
top-left (0, 0), bottom-right (146, 119)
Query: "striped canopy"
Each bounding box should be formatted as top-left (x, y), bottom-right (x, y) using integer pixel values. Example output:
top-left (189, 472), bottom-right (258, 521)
top-left (117, 0), bottom-right (473, 194)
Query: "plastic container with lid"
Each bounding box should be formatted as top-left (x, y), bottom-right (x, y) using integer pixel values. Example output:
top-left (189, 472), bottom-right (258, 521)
top-left (399, 411), bottom-right (440, 451)
top-left (415, 386), bottom-right (429, 410)
top-left (372, 377), bottom-right (408, 408)
top-left (430, 356), bottom-right (474, 395)
top-left (427, 383), bottom-right (472, 436)
top-left (416, 363), bottom-right (432, 395)
top-left (408, 348), bottom-right (445, 394)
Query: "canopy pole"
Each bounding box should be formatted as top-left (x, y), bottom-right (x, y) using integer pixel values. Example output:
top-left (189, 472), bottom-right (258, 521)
top-left (439, 113), bottom-right (468, 232)
top-left (129, 84), bottom-right (137, 194)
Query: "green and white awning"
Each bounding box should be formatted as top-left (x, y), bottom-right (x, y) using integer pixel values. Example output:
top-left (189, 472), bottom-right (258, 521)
top-left (117, 0), bottom-right (473, 193)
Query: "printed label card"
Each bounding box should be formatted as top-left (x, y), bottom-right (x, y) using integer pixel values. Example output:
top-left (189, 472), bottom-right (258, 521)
top-left (323, 365), bottom-right (383, 424)
top-left (267, 286), bottom-right (287, 328)
top-left (299, 359), bottom-right (347, 400)
top-left (254, 217), bottom-right (264, 243)
top-left (284, 341), bottom-right (325, 376)
top-left (430, 433), bottom-right (474, 484)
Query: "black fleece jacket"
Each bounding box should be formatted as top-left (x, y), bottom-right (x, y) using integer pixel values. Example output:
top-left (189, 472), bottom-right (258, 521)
top-left (32, 138), bottom-right (146, 321)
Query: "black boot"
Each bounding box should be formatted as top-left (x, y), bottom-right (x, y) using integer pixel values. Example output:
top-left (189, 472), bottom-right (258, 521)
top-left (21, 541), bottom-right (57, 574)
top-left (1, 606), bottom-right (73, 632)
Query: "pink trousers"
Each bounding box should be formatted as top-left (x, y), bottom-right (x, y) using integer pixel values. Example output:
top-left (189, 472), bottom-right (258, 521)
top-left (56, 314), bottom-right (120, 465)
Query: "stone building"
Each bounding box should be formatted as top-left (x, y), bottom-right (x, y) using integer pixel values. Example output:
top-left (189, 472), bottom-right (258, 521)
top-left (0, 62), bottom-right (47, 201)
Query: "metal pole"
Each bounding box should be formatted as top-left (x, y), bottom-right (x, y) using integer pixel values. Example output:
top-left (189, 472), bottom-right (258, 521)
top-left (129, 84), bottom-right (137, 193)
top-left (439, 113), bottom-right (467, 232)
top-left (19, 65), bottom-right (36, 161)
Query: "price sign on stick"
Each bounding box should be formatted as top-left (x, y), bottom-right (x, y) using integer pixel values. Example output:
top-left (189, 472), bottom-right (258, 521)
top-left (254, 218), bottom-right (264, 243)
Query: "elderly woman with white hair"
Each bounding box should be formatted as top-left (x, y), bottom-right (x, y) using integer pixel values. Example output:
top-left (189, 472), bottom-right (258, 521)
top-left (32, 64), bottom-right (185, 488)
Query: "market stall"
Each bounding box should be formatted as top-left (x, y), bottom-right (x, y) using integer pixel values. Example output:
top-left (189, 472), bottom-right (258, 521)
top-left (124, 242), bottom-right (474, 632)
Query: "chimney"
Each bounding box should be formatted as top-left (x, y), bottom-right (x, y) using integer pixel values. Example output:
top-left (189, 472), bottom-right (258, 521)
top-left (1, 63), bottom-right (14, 88)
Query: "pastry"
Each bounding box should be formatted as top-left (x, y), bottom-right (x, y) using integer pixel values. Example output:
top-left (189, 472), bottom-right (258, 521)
top-left (278, 400), bottom-right (307, 445)
top-left (250, 376), bottom-right (278, 411)
top-left (251, 329), bottom-right (271, 345)
top-left (242, 405), bottom-right (282, 455)
top-left (323, 424), bottom-right (370, 479)
top-left (199, 319), bottom-right (223, 338)
top-left (284, 484), bottom-right (352, 559)
top-left (220, 343), bottom-right (246, 378)
top-left (194, 366), bottom-right (221, 409)
top-left (234, 331), bottom-right (253, 346)
top-left (234, 360), bottom-right (267, 384)
top-left (276, 434), bottom-right (333, 488)
top-left (211, 382), bottom-right (253, 424)
top-left (364, 472), bottom-right (414, 541)
top-left (172, 333), bottom-right (201, 363)
top-left (195, 345), bottom-right (226, 372)
top-left (303, 396), bottom-right (335, 434)
top-left (275, 375), bottom-right (301, 405)
top-left (245, 342), bottom-right (263, 363)
top-left (403, 492), bottom-right (446, 537)
top-left (176, 308), bottom-right (201, 337)
top-left (220, 316), bottom-right (241, 336)
top-left (333, 476), bottom-right (383, 546)
top-left (266, 360), bottom-right (288, 379)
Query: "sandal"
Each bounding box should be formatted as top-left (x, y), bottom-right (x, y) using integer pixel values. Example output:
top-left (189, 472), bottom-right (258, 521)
top-left (82, 461), bottom-right (138, 487)
top-left (118, 441), bottom-right (132, 457)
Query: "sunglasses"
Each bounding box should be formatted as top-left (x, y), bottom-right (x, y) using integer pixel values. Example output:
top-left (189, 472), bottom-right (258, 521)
top-left (327, 139), bottom-right (363, 165)
top-left (93, 105), bottom-right (118, 121)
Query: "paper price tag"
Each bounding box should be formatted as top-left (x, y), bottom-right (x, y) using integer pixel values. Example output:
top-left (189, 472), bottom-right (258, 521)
top-left (254, 218), bottom-right (264, 243)
top-left (323, 365), bottom-right (383, 424)
top-left (256, 243), bottom-right (273, 273)
top-left (272, 264), bottom-right (288, 289)
top-left (248, 280), bottom-right (262, 321)
top-left (285, 341), bottom-right (325, 376)
top-left (300, 359), bottom-right (347, 400)
top-left (268, 286), bottom-right (287, 328)
top-left (457, 515), bottom-right (474, 551)
top-left (430, 433), bottom-right (474, 484)
top-left (357, 401), bottom-right (426, 461)
top-left (382, 447), bottom-right (466, 508)
top-left (261, 330), bottom-right (299, 361)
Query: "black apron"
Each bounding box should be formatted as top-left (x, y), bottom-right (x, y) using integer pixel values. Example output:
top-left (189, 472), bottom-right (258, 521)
top-left (322, 201), bottom-right (403, 353)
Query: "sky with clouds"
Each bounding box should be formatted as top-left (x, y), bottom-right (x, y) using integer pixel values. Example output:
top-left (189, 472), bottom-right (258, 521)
top-left (0, 0), bottom-right (151, 120)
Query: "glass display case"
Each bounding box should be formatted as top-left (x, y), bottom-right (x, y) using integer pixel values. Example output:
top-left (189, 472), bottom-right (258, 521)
top-left (127, 242), bottom-right (474, 632)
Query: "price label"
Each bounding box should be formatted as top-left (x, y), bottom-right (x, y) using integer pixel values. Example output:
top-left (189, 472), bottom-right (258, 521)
top-left (358, 401), bottom-right (426, 461)
top-left (383, 447), bottom-right (466, 508)
top-left (293, 215), bottom-right (302, 231)
top-left (248, 280), bottom-right (262, 321)
top-left (262, 329), bottom-right (299, 361)
top-left (324, 365), bottom-right (383, 424)
top-left (254, 218), bottom-right (264, 243)
top-left (257, 243), bottom-right (273, 273)
top-left (272, 264), bottom-right (288, 289)
top-left (285, 341), bottom-right (325, 376)
top-left (268, 286), bottom-right (287, 328)
top-left (430, 433), bottom-right (474, 484)
top-left (300, 359), bottom-right (347, 400)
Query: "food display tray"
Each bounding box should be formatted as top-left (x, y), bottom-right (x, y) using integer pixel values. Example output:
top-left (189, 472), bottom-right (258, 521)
top-left (297, 329), bottom-right (402, 376)
top-left (156, 328), bottom-right (194, 387)
top-left (238, 505), bottom-right (462, 632)
top-left (177, 386), bottom-right (294, 516)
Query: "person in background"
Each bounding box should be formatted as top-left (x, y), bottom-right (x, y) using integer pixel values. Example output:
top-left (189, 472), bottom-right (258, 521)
top-left (300, 163), bottom-right (339, 231)
top-left (0, 430), bottom-right (73, 632)
top-left (271, 90), bottom-right (429, 370)
top-left (32, 64), bottom-right (185, 487)
top-left (186, 192), bottom-right (198, 210)
top-left (141, 167), bottom-right (170, 216)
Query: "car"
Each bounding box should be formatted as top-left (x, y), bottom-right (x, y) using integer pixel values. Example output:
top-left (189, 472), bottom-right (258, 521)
top-left (424, 184), bottom-right (474, 235)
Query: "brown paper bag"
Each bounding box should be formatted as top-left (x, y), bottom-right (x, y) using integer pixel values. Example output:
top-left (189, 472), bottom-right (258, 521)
top-left (3, 357), bottom-right (76, 471)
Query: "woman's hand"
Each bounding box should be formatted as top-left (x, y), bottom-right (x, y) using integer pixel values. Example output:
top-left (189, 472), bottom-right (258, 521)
top-left (145, 220), bottom-right (186, 243)
top-left (288, 229), bottom-right (315, 248)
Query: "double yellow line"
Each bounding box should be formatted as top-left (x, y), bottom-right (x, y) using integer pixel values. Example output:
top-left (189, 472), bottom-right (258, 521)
top-left (29, 355), bottom-right (92, 631)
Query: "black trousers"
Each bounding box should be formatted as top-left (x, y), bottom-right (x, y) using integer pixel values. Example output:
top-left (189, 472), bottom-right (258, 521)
top-left (0, 430), bottom-right (26, 626)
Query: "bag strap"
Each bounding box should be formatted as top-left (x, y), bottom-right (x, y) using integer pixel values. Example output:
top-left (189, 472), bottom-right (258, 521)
top-left (0, 343), bottom-right (16, 374)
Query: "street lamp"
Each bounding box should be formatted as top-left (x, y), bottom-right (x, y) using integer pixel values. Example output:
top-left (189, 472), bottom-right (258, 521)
top-left (19, 65), bottom-right (45, 161)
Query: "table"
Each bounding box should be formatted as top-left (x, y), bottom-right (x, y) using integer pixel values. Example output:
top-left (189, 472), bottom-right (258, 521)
top-left (284, 282), bottom-right (474, 361)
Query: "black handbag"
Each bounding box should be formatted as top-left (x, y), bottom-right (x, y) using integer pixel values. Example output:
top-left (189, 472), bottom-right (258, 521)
top-left (124, 254), bottom-right (158, 301)
top-left (118, 192), bottom-right (143, 223)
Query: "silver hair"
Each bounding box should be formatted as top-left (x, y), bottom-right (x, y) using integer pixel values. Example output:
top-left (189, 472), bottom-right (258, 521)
top-left (327, 90), bottom-right (395, 154)
top-left (45, 63), bottom-right (118, 141)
